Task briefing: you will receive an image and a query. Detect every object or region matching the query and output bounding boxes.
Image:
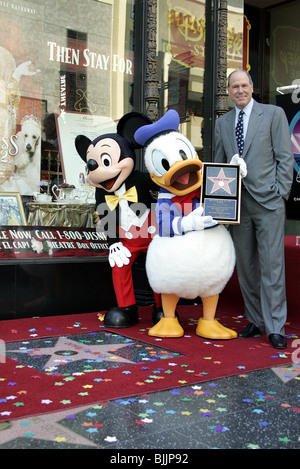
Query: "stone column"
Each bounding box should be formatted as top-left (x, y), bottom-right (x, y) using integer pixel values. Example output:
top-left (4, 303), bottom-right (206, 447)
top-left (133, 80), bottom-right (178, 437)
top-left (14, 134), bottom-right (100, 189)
top-left (145, 0), bottom-right (159, 121)
top-left (215, 0), bottom-right (229, 117)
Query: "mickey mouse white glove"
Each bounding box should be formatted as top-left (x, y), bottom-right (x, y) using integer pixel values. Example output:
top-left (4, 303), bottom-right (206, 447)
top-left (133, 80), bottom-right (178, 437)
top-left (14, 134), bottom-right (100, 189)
top-left (230, 154), bottom-right (247, 178)
top-left (181, 206), bottom-right (218, 233)
top-left (109, 242), bottom-right (132, 268)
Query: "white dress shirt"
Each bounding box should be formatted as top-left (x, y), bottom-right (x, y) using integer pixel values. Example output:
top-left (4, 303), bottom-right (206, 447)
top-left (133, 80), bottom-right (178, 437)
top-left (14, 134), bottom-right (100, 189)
top-left (235, 97), bottom-right (254, 140)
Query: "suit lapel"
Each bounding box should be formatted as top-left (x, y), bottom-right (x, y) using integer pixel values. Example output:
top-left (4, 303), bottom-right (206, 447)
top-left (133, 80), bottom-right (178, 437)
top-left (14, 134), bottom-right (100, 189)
top-left (243, 101), bottom-right (263, 157)
top-left (225, 109), bottom-right (238, 155)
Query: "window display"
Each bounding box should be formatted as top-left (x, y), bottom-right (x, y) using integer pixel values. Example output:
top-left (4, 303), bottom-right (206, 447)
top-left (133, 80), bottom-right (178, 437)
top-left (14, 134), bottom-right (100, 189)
top-left (0, 0), bottom-right (135, 260)
top-left (157, 0), bottom-right (243, 153)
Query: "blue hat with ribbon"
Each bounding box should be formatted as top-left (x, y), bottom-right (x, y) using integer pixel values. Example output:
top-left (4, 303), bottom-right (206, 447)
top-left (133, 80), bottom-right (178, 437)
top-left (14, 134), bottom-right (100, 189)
top-left (134, 109), bottom-right (180, 146)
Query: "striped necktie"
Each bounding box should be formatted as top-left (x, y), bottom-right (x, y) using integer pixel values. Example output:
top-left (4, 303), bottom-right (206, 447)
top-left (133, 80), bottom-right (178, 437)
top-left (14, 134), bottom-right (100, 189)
top-left (235, 110), bottom-right (244, 156)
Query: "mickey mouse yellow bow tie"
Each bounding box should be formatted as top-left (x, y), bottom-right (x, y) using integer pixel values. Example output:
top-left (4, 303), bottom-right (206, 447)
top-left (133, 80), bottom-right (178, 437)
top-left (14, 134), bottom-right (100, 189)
top-left (105, 186), bottom-right (138, 211)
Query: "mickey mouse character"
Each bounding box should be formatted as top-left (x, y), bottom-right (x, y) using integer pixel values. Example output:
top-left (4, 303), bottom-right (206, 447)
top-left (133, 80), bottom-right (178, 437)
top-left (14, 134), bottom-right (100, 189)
top-left (75, 112), bottom-right (162, 328)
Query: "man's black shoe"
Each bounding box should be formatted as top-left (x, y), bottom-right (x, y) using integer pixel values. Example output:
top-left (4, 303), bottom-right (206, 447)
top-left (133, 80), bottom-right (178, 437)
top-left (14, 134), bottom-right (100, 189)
top-left (268, 333), bottom-right (287, 349)
top-left (238, 323), bottom-right (260, 338)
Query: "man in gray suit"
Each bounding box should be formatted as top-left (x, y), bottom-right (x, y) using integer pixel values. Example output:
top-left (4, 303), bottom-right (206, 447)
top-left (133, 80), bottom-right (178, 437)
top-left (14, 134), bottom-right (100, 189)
top-left (214, 69), bottom-right (294, 349)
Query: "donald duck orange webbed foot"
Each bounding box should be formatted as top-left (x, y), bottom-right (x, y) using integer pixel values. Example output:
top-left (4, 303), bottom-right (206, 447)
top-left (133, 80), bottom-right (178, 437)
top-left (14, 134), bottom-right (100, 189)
top-left (148, 293), bottom-right (184, 338)
top-left (196, 319), bottom-right (238, 340)
top-left (195, 295), bottom-right (237, 339)
top-left (148, 317), bottom-right (184, 338)
top-left (148, 293), bottom-right (237, 339)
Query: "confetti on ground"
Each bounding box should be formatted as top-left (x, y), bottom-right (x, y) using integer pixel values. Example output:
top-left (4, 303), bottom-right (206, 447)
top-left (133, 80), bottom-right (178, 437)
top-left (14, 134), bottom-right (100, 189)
top-left (0, 308), bottom-right (299, 449)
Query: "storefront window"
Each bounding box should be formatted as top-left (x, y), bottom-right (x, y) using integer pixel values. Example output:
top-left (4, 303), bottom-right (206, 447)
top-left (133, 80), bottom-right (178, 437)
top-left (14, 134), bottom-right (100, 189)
top-left (157, 0), bottom-right (206, 154)
top-left (269, 1), bottom-right (300, 104)
top-left (0, 0), bottom-right (136, 260)
top-left (157, 0), bottom-right (243, 158)
top-left (268, 1), bottom-right (300, 231)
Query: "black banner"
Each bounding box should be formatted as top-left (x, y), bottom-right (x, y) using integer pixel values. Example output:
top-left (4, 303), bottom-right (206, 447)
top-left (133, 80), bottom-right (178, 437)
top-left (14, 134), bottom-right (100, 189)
top-left (0, 226), bottom-right (108, 260)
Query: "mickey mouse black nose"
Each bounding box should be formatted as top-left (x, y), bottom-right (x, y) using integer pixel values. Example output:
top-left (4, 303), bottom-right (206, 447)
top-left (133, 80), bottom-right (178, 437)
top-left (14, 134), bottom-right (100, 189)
top-left (87, 159), bottom-right (99, 171)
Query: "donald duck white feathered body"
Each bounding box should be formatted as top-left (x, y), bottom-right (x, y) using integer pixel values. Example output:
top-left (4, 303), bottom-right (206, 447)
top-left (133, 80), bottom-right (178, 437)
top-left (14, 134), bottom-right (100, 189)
top-left (134, 110), bottom-right (238, 339)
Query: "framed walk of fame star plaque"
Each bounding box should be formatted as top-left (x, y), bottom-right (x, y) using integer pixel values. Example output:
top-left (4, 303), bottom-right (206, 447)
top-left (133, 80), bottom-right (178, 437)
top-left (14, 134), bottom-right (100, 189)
top-left (200, 163), bottom-right (241, 224)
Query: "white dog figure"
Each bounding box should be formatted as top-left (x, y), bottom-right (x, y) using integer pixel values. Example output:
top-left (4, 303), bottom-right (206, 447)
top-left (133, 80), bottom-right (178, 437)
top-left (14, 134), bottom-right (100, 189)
top-left (16, 115), bottom-right (41, 168)
top-left (1, 115), bottom-right (41, 195)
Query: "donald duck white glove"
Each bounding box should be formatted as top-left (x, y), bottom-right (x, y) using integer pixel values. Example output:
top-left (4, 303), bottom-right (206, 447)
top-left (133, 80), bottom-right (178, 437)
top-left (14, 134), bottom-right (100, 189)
top-left (175, 206), bottom-right (218, 234)
top-left (230, 154), bottom-right (247, 178)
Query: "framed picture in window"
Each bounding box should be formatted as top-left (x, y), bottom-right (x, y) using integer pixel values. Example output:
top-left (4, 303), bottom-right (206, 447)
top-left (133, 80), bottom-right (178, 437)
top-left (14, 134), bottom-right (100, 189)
top-left (0, 192), bottom-right (27, 226)
top-left (56, 112), bottom-right (116, 188)
top-left (200, 163), bottom-right (241, 224)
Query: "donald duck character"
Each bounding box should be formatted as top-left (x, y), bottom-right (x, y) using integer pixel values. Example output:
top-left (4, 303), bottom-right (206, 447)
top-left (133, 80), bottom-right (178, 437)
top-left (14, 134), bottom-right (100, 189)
top-left (75, 112), bottom-right (162, 328)
top-left (134, 109), bottom-right (238, 339)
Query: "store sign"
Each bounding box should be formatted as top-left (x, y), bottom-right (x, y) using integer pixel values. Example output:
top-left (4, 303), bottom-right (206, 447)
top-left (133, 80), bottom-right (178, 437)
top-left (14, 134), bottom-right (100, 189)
top-left (47, 41), bottom-right (133, 75)
top-left (0, 227), bottom-right (109, 260)
top-left (168, 5), bottom-right (206, 68)
top-left (167, 3), bottom-right (243, 70)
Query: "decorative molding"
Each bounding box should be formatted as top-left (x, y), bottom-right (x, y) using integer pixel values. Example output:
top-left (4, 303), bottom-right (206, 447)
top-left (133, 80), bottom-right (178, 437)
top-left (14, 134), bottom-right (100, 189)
top-left (145, 0), bottom-right (159, 121)
top-left (215, 0), bottom-right (229, 117)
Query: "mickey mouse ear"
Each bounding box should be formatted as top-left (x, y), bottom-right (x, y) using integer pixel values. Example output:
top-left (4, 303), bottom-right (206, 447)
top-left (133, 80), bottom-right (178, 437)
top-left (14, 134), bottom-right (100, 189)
top-left (75, 135), bottom-right (92, 162)
top-left (117, 112), bottom-right (152, 148)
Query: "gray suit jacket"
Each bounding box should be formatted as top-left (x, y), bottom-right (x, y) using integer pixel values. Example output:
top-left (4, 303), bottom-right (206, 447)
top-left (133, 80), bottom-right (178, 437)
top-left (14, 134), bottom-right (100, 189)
top-left (214, 100), bottom-right (294, 210)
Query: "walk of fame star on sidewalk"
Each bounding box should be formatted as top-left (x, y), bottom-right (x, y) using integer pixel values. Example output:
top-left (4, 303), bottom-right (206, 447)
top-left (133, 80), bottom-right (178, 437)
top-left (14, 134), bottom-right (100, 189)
top-left (8, 336), bottom-right (136, 372)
